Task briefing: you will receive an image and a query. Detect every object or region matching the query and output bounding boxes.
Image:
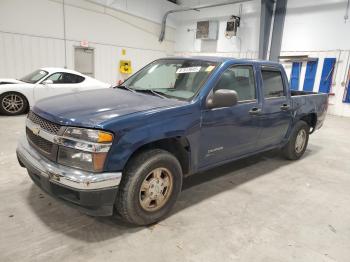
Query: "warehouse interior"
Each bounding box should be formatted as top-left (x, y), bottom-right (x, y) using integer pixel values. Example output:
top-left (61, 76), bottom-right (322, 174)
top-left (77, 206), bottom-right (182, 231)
top-left (0, 0), bottom-right (350, 261)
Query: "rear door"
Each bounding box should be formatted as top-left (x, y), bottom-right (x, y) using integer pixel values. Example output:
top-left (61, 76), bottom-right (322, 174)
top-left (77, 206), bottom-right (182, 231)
top-left (257, 66), bottom-right (292, 148)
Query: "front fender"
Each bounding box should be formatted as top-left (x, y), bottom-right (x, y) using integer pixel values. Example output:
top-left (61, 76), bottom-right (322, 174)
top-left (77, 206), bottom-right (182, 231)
top-left (104, 105), bottom-right (201, 172)
top-left (0, 84), bottom-right (34, 106)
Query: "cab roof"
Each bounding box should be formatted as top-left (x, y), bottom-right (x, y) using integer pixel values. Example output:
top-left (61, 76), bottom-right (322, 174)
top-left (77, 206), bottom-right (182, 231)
top-left (40, 67), bottom-right (86, 76)
top-left (165, 56), bottom-right (281, 67)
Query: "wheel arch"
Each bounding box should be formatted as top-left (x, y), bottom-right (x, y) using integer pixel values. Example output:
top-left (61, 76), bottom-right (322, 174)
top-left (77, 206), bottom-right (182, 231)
top-left (124, 136), bottom-right (191, 176)
top-left (299, 113), bottom-right (317, 131)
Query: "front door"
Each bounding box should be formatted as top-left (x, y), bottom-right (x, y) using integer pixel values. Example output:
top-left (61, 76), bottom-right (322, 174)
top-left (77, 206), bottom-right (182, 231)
top-left (198, 64), bottom-right (261, 169)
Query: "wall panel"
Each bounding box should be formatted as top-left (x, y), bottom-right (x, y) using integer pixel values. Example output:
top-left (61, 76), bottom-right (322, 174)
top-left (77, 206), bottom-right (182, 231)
top-left (0, 0), bottom-right (175, 84)
top-left (0, 32), bottom-right (65, 78)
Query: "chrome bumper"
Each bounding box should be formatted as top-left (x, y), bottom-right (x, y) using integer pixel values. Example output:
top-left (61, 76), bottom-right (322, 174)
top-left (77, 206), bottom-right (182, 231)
top-left (16, 136), bottom-right (122, 190)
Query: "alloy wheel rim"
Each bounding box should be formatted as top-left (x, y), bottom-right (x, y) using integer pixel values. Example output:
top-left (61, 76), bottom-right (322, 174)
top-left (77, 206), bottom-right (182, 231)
top-left (2, 94), bottom-right (24, 113)
top-left (295, 129), bottom-right (307, 154)
top-left (139, 167), bottom-right (173, 212)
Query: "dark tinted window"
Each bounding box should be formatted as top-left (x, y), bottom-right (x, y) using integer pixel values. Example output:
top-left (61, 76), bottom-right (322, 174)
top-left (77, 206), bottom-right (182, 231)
top-left (65, 73), bottom-right (85, 83)
top-left (45, 73), bottom-right (85, 84)
top-left (214, 65), bottom-right (256, 101)
top-left (261, 70), bottom-right (285, 98)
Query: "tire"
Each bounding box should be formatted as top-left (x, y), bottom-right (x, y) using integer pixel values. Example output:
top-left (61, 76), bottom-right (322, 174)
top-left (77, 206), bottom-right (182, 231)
top-left (0, 92), bottom-right (28, 115)
top-left (116, 149), bottom-right (183, 226)
top-left (282, 120), bottom-right (310, 160)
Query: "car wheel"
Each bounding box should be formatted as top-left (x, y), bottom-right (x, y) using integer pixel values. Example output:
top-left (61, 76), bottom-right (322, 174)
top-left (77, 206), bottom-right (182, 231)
top-left (116, 149), bottom-right (183, 226)
top-left (282, 120), bottom-right (310, 160)
top-left (0, 92), bottom-right (28, 115)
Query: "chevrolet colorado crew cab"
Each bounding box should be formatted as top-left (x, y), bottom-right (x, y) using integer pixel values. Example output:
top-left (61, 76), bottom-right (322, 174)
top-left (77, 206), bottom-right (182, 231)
top-left (17, 57), bottom-right (328, 225)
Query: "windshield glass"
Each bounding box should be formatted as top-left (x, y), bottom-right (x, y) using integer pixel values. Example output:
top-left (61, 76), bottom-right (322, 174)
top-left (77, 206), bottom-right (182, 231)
top-left (20, 70), bottom-right (48, 84)
top-left (123, 59), bottom-right (218, 101)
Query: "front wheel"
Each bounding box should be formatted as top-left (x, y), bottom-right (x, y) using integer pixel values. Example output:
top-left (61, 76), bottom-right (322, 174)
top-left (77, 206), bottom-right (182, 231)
top-left (282, 120), bottom-right (310, 160)
top-left (115, 149), bottom-right (183, 226)
top-left (0, 92), bottom-right (28, 115)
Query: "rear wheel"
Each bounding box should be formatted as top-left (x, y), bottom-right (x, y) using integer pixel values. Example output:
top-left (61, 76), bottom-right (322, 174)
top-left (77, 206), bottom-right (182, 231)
top-left (116, 149), bottom-right (182, 226)
top-left (282, 120), bottom-right (309, 160)
top-left (0, 92), bottom-right (28, 115)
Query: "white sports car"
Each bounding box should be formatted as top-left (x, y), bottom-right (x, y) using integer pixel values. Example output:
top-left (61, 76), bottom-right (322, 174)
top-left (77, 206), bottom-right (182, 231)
top-left (0, 68), bottom-right (111, 115)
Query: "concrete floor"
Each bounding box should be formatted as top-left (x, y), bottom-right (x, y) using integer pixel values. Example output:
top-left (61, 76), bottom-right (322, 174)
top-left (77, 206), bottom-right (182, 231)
top-left (0, 115), bottom-right (349, 262)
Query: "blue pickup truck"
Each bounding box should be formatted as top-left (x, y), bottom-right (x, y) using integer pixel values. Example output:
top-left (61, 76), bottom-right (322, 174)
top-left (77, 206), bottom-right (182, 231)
top-left (17, 57), bottom-right (328, 225)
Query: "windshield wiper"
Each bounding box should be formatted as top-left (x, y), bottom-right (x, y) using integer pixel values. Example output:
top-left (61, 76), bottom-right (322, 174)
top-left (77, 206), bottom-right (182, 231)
top-left (118, 85), bottom-right (167, 99)
top-left (134, 89), bottom-right (168, 99)
top-left (116, 85), bottom-right (136, 93)
top-left (147, 89), bottom-right (168, 99)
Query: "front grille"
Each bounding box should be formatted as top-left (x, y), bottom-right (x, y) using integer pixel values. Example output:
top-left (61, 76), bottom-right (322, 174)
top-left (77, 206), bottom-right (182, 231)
top-left (27, 111), bottom-right (61, 134)
top-left (26, 127), bottom-right (54, 154)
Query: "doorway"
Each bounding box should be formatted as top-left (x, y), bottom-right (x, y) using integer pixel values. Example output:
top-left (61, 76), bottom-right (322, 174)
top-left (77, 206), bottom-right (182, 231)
top-left (74, 47), bottom-right (94, 77)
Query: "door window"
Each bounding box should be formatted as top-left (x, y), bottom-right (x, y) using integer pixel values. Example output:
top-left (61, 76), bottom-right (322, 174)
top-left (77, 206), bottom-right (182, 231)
top-left (45, 73), bottom-right (62, 83)
top-left (261, 70), bottom-right (285, 98)
top-left (45, 73), bottom-right (85, 84)
top-left (214, 65), bottom-right (256, 101)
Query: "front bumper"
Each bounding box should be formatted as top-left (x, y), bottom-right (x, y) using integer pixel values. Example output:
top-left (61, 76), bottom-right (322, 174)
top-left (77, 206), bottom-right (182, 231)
top-left (16, 136), bottom-right (122, 216)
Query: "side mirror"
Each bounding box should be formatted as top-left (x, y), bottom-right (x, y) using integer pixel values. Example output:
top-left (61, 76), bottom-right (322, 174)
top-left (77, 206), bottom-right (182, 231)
top-left (206, 89), bottom-right (238, 109)
top-left (42, 79), bottom-right (53, 85)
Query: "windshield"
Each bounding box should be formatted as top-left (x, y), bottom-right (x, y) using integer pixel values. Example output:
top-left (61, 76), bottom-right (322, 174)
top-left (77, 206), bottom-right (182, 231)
top-left (20, 70), bottom-right (48, 84)
top-left (122, 59), bottom-right (218, 101)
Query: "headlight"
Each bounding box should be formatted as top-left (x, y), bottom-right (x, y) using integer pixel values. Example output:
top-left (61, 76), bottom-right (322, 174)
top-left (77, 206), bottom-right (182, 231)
top-left (58, 147), bottom-right (107, 172)
top-left (56, 127), bottom-right (114, 172)
top-left (63, 127), bottom-right (113, 143)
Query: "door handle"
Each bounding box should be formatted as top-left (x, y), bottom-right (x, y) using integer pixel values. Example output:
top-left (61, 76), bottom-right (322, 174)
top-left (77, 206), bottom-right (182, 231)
top-left (280, 104), bottom-right (290, 111)
top-left (249, 107), bottom-right (261, 115)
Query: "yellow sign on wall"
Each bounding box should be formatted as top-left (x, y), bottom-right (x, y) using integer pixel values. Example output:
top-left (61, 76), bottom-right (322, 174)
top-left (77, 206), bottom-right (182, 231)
top-left (119, 60), bottom-right (132, 74)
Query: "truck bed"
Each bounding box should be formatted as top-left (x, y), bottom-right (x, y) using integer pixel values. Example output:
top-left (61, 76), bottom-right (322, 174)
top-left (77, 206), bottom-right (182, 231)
top-left (291, 90), bottom-right (318, 96)
top-left (290, 91), bottom-right (328, 130)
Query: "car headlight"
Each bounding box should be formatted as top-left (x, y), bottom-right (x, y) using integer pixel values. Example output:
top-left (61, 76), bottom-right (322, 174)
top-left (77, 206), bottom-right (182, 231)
top-left (56, 127), bottom-right (114, 172)
top-left (63, 127), bottom-right (113, 143)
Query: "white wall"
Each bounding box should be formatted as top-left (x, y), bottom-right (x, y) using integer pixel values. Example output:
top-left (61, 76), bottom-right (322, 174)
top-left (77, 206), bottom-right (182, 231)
top-left (91, 0), bottom-right (178, 27)
top-left (173, 0), bottom-right (260, 58)
top-left (0, 0), bottom-right (176, 84)
top-left (282, 0), bottom-right (350, 51)
top-left (281, 0), bottom-right (350, 117)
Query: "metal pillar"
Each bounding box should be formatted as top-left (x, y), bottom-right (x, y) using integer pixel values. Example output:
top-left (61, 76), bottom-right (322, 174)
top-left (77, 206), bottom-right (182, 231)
top-left (269, 0), bottom-right (288, 61)
top-left (258, 0), bottom-right (274, 60)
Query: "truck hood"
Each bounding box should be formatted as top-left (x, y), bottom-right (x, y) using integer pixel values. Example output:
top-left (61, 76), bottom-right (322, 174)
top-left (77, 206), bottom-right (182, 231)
top-left (33, 88), bottom-right (186, 127)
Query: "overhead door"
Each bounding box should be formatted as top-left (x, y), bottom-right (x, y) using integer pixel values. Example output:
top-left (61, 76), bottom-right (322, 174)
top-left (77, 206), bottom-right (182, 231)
top-left (303, 59), bottom-right (318, 92)
top-left (343, 67), bottom-right (350, 103)
top-left (344, 81), bottom-right (350, 103)
top-left (290, 62), bottom-right (302, 90)
top-left (319, 58), bottom-right (336, 93)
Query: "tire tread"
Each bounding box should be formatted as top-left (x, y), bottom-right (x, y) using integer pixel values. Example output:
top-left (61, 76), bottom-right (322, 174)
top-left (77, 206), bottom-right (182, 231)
top-left (116, 149), bottom-right (182, 225)
top-left (282, 120), bottom-right (309, 160)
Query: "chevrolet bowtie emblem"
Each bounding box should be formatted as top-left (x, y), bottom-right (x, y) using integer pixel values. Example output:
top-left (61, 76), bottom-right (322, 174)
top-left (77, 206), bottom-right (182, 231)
top-left (31, 125), bottom-right (41, 136)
